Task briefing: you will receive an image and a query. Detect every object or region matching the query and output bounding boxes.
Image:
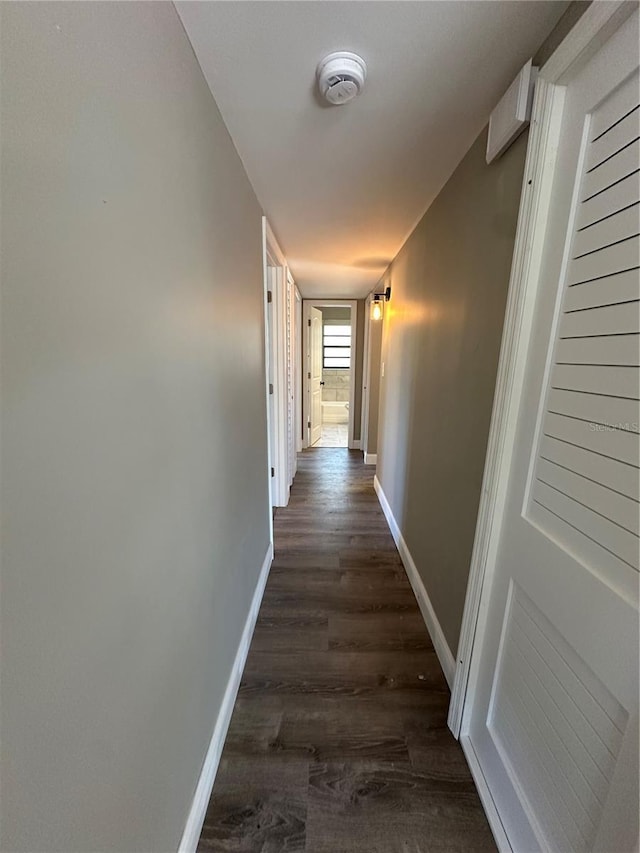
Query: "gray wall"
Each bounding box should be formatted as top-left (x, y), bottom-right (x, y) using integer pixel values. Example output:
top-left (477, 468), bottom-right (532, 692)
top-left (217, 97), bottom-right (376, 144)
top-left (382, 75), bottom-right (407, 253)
top-left (365, 303), bottom-right (383, 455)
top-left (375, 2), bottom-right (589, 658)
top-left (1, 3), bottom-right (270, 851)
top-left (376, 129), bottom-right (527, 654)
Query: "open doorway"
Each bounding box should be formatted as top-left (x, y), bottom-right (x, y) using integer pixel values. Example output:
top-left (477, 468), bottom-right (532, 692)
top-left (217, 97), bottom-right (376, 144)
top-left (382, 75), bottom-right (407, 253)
top-left (303, 300), bottom-right (358, 449)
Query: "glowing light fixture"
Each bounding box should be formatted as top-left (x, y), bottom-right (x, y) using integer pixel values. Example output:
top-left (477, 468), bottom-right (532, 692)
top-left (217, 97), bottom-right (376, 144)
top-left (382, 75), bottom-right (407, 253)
top-left (371, 285), bottom-right (391, 320)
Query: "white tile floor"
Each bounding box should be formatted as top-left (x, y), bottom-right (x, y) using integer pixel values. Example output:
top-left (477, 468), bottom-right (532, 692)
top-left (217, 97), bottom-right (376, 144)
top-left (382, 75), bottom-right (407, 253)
top-left (314, 422), bottom-right (348, 447)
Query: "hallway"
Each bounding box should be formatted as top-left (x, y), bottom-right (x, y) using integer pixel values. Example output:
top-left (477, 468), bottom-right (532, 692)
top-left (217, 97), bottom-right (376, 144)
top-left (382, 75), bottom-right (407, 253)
top-left (197, 450), bottom-right (496, 852)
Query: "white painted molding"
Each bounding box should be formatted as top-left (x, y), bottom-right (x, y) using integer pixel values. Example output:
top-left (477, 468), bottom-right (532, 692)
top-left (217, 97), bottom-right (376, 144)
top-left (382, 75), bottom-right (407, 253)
top-left (178, 544), bottom-right (273, 853)
top-left (294, 287), bottom-right (303, 456)
top-left (540, 0), bottom-right (635, 85)
top-left (459, 736), bottom-right (511, 853)
top-left (350, 439), bottom-right (362, 450)
top-left (261, 218), bottom-right (274, 548)
top-left (364, 452), bottom-right (377, 465)
top-left (263, 217), bottom-right (291, 510)
top-left (273, 266), bottom-right (290, 508)
top-left (373, 476), bottom-right (456, 689)
top-left (448, 0), bottom-right (636, 741)
top-left (264, 219), bottom-right (286, 268)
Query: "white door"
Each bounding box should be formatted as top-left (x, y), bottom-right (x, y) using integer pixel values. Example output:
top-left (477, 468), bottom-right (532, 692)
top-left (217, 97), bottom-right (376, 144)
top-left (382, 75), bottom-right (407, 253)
top-left (286, 273), bottom-right (295, 485)
top-left (267, 266), bottom-right (278, 506)
top-left (309, 306), bottom-right (323, 446)
top-left (467, 13), bottom-right (639, 853)
top-left (295, 290), bottom-right (303, 455)
top-left (361, 300), bottom-right (372, 456)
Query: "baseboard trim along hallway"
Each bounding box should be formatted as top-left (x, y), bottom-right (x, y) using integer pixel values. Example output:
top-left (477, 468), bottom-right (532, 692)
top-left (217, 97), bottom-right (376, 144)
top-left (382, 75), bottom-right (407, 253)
top-left (373, 475), bottom-right (456, 690)
top-left (459, 735), bottom-right (511, 853)
top-left (178, 543), bottom-right (274, 853)
top-left (363, 452), bottom-right (377, 465)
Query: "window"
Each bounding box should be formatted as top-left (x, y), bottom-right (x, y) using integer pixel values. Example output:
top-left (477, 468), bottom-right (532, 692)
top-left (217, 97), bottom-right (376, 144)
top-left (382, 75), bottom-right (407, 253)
top-left (323, 323), bottom-right (351, 368)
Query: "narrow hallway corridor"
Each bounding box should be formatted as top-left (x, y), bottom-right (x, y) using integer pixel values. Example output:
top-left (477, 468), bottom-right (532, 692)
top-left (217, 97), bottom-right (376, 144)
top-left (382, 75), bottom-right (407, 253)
top-left (197, 450), bottom-right (496, 852)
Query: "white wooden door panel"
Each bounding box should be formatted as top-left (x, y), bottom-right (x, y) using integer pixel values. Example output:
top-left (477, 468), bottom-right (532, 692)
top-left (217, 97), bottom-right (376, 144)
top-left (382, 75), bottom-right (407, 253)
top-left (309, 307), bottom-right (323, 446)
top-left (536, 457), bottom-right (639, 535)
top-left (554, 330), bottom-right (639, 365)
top-left (572, 203), bottom-right (639, 260)
top-left (569, 232), bottom-right (639, 281)
top-left (560, 299), bottom-right (639, 335)
top-left (546, 385), bottom-right (638, 428)
top-left (542, 410), bottom-right (637, 465)
top-left (563, 264), bottom-right (639, 309)
top-left (538, 433), bottom-right (639, 502)
top-left (576, 169), bottom-right (639, 230)
top-left (286, 273), bottom-right (295, 486)
top-left (467, 10), bottom-right (639, 852)
top-left (581, 140), bottom-right (639, 200)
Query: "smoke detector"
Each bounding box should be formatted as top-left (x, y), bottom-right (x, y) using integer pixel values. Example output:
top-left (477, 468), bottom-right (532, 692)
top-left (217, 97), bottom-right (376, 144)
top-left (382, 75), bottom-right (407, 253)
top-left (317, 51), bottom-right (367, 106)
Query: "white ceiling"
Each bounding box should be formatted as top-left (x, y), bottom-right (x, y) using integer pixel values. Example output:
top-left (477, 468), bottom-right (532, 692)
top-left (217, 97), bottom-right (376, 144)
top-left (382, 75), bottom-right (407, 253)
top-left (176, 1), bottom-right (568, 298)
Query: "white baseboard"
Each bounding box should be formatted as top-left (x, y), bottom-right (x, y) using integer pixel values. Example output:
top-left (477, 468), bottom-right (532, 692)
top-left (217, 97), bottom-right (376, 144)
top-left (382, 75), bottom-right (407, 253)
top-left (364, 452), bottom-right (377, 465)
top-left (349, 439), bottom-right (362, 450)
top-left (178, 543), bottom-right (273, 853)
top-left (460, 735), bottom-right (511, 852)
top-left (373, 476), bottom-right (456, 689)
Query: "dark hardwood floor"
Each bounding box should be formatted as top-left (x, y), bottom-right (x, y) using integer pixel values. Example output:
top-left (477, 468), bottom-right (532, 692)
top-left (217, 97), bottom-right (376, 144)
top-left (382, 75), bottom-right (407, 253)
top-left (197, 449), bottom-right (496, 853)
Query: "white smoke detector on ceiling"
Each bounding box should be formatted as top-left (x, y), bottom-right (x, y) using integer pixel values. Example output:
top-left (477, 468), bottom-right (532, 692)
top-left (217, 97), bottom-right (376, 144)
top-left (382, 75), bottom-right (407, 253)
top-left (317, 51), bottom-right (367, 106)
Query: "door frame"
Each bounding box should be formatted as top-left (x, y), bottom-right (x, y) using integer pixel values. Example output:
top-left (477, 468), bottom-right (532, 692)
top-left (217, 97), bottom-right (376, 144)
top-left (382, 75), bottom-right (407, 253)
top-left (262, 217), bottom-right (291, 508)
top-left (302, 299), bottom-right (358, 449)
top-left (294, 285), bottom-right (303, 457)
top-left (285, 269), bottom-right (297, 490)
top-left (360, 294), bottom-right (372, 459)
top-left (448, 0), bottom-right (636, 754)
top-left (261, 218), bottom-right (274, 544)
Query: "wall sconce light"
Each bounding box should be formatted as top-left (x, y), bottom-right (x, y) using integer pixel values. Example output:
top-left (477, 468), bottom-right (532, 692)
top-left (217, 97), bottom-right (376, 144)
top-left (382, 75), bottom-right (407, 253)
top-left (371, 285), bottom-right (391, 320)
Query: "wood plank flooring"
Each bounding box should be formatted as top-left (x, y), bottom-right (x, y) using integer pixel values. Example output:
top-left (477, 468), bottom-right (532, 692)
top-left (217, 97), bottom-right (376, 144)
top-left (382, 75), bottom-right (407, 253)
top-left (197, 449), bottom-right (496, 853)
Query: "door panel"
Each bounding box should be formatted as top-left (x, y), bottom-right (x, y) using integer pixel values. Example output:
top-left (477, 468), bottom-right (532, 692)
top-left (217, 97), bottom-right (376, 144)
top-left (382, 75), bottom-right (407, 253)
top-left (310, 307), bottom-right (323, 446)
top-left (267, 266), bottom-right (277, 506)
top-left (468, 12), bottom-right (639, 852)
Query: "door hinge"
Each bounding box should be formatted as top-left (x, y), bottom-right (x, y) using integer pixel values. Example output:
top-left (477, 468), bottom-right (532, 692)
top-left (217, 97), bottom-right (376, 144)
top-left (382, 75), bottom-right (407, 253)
top-left (269, 383), bottom-right (273, 395)
top-left (307, 421), bottom-right (311, 429)
top-left (307, 371), bottom-right (311, 380)
top-left (271, 467), bottom-right (275, 478)
top-left (267, 290), bottom-right (272, 303)
top-left (308, 318), bottom-right (311, 327)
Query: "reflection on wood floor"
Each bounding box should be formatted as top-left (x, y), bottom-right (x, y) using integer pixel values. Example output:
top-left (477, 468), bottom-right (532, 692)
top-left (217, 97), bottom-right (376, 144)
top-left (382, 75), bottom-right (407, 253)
top-left (197, 449), bottom-right (496, 853)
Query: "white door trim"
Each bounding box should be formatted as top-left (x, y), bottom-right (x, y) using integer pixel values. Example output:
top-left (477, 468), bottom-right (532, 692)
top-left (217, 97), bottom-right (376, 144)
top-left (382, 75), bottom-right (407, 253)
top-left (448, 0), bottom-right (637, 739)
top-left (302, 299), bottom-right (358, 449)
top-left (361, 294), bottom-right (373, 458)
top-left (263, 218), bottom-right (290, 508)
top-left (294, 286), bottom-right (303, 456)
top-left (285, 270), bottom-right (297, 488)
top-left (261, 218), bottom-right (274, 545)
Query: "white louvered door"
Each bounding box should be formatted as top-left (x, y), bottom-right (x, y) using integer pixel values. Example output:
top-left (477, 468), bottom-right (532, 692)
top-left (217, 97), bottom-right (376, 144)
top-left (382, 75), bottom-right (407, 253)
top-left (467, 11), bottom-right (639, 853)
top-left (309, 307), bottom-right (323, 447)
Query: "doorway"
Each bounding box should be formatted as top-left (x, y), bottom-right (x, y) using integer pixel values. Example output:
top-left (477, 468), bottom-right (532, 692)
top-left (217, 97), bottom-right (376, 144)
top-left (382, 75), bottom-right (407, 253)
top-left (263, 217), bottom-right (299, 510)
top-left (452, 6), bottom-right (640, 852)
top-left (303, 300), bottom-right (358, 450)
